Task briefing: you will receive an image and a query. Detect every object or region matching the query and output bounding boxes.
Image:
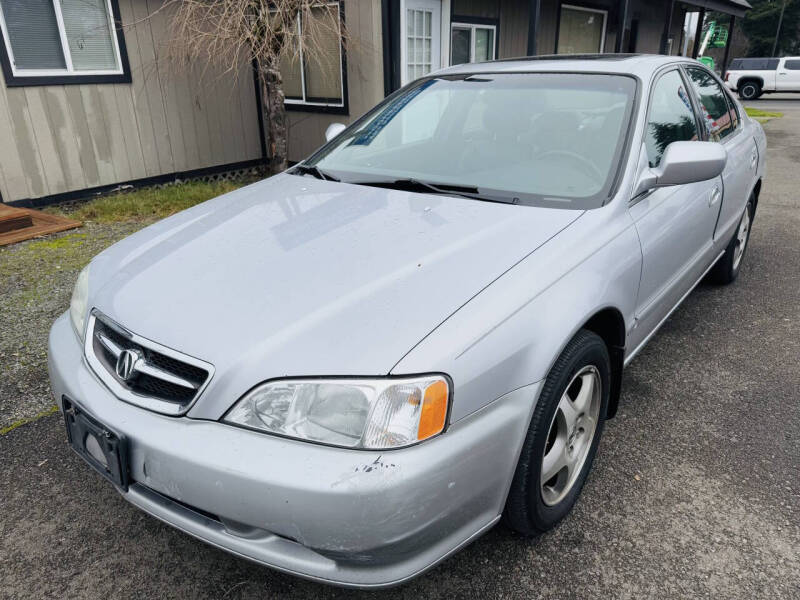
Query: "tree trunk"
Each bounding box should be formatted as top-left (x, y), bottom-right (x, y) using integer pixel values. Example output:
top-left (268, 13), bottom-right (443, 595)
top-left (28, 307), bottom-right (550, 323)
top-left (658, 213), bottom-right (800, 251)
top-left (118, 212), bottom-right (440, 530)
top-left (261, 61), bottom-right (288, 174)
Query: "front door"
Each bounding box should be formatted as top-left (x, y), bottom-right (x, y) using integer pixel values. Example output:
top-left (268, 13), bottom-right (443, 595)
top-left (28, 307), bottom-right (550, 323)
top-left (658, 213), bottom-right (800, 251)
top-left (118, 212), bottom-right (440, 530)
top-left (401, 0), bottom-right (442, 85)
top-left (628, 68), bottom-right (721, 352)
top-left (777, 58), bottom-right (800, 91)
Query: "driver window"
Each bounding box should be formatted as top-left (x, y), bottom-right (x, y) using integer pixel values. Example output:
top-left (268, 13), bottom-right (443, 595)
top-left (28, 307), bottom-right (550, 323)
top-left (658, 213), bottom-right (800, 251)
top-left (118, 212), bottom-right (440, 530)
top-left (685, 67), bottom-right (735, 142)
top-left (645, 70), bottom-right (699, 168)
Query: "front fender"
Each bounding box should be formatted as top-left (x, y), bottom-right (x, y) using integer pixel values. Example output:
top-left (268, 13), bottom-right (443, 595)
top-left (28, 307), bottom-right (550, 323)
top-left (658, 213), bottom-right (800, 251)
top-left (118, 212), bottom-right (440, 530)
top-left (392, 206), bottom-right (642, 423)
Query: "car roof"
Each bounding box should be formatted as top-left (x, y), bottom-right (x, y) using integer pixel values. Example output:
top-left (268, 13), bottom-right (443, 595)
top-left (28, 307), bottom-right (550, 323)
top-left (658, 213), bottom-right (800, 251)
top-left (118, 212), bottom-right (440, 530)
top-left (435, 54), bottom-right (700, 79)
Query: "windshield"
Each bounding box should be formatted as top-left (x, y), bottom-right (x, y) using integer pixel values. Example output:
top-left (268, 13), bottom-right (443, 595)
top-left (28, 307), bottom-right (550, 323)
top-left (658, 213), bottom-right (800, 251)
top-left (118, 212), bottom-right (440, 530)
top-left (305, 72), bottom-right (637, 209)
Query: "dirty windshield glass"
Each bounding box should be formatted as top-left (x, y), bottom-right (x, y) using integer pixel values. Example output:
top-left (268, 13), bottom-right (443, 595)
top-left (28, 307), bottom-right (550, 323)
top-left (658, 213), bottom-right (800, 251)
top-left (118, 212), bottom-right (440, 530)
top-left (305, 73), bottom-right (637, 209)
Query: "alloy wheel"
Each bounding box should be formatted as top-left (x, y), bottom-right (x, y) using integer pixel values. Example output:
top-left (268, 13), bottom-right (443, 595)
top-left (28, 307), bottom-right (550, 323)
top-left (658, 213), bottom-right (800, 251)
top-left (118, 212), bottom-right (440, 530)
top-left (733, 205), bottom-right (751, 272)
top-left (540, 365), bottom-right (601, 506)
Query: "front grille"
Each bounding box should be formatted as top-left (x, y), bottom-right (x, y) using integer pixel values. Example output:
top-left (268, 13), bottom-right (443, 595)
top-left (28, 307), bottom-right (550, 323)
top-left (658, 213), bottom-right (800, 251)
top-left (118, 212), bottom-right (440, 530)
top-left (86, 311), bottom-right (213, 415)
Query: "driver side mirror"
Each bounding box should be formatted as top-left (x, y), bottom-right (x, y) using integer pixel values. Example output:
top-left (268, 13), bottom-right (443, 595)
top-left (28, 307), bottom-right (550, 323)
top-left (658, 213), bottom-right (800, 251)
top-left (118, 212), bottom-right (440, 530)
top-left (633, 141), bottom-right (727, 197)
top-left (325, 122), bottom-right (347, 142)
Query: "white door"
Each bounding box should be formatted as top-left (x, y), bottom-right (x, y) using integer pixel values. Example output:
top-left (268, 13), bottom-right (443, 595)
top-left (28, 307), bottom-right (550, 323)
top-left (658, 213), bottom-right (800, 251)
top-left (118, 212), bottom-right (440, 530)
top-left (778, 58), bottom-right (800, 91)
top-left (401, 0), bottom-right (442, 85)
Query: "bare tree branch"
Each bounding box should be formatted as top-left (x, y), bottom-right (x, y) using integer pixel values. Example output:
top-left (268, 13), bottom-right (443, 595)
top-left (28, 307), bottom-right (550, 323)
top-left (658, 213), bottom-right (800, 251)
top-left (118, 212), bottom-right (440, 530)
top-left (159, 0), bottom-right (349, 173)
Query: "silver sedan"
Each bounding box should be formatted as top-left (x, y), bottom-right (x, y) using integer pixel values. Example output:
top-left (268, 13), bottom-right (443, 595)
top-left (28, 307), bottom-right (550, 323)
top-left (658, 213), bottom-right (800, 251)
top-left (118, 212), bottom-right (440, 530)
top-left (49, 54), bottom-right (765, 588)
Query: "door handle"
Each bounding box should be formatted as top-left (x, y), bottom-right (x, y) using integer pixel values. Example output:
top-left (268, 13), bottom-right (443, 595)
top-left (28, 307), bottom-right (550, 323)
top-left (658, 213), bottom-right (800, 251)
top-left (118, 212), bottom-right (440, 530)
top-left (709, 186), bottom-right (722, 207)
top-left (750, 151), bottom-right (758, 169)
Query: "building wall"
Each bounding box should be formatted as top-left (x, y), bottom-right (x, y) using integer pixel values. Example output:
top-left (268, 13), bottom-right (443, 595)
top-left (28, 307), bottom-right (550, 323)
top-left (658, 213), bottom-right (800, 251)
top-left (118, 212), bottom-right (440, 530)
top-left (499, 0), bottom-right (530, 57)
top-left (286, 0), bottom-right (385, 163)
top-left (0, 0), bottom-right (262, 204)
top-left (460, 0), bottom-right (688, 59)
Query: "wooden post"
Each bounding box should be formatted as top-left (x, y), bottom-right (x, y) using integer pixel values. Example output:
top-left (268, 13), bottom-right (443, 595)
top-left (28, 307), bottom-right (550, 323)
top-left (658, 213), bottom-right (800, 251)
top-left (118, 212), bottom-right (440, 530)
top-left (722, 15), bottom-right (736, 76)
top-left (691, 8), bottom-right (706, 58)
top-left (527, 0), bottom-right (541, 55)
top-left (615, 0), bottom-right (630, 53)
top-left (660, 0), bottom-right (675, 55)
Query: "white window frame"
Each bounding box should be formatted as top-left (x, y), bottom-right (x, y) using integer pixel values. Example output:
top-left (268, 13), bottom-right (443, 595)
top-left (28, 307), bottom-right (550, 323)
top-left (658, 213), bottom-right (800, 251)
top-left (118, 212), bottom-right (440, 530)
top-left (558, 4), bottom-right (608, 54)
top-left (450, 22), bottom-right (497, 64)
top-left (0, 0), bottom-right (124, 77)
top-left (283, 1), bottom-right (346, 110)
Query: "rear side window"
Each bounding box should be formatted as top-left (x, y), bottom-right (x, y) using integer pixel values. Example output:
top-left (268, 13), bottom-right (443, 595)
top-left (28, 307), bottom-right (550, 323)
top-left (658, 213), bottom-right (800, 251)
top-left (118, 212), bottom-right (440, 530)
top-left (685, 67), bottom-right (735, 142)
top-left (729, 58), bottom-right (778, 70)
top-left (785, 59), bottom-right (800, 70)
top-left (645, 70), bottom-right (699, 168)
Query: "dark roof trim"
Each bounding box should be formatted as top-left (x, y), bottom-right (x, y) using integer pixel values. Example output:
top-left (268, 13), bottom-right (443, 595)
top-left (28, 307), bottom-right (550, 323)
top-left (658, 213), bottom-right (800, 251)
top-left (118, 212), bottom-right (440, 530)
top-left (681, 0), bottom-right (750, 18)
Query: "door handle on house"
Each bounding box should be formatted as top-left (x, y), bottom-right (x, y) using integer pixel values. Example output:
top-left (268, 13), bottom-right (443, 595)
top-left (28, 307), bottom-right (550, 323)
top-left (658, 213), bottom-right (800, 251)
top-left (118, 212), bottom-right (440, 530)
top-left (709, 186), bottom-right (722, 207)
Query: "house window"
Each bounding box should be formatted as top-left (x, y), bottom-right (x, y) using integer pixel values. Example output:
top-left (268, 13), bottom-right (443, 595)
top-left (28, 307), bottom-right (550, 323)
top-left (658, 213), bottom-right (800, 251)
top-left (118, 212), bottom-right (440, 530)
top-left (280, 2), bottom-right (346, 112)
top-left (451, 23), bottom-right (496, 65)
top-left (556, 5), bottom-right (607, 54)
top-left (0, 0), bottom-right (129, 85)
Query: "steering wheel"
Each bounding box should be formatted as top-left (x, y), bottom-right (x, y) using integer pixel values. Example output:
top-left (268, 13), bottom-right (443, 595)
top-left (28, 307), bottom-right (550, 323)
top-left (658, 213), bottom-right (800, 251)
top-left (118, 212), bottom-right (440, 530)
top-left (536, 150), bottom-right (604, 182)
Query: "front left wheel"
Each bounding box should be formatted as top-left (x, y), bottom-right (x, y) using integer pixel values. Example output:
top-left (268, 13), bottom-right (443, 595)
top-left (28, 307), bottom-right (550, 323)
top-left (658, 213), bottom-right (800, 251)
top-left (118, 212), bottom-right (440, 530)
top-left (503, 329), bottom-right (610, 535)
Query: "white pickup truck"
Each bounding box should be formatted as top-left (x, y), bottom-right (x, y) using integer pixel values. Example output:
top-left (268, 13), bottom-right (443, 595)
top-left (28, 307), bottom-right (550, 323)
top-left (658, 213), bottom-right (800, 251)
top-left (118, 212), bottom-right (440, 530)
top-left (725, 57), bottom-right (800, 99)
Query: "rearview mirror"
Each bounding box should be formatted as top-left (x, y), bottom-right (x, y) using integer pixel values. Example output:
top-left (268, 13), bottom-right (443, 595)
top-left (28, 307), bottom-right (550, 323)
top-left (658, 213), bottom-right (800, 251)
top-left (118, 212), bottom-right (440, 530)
top-left (325, 122), bottom-right (347, 142)
top-left (633, 141), bottom-right (727, 197)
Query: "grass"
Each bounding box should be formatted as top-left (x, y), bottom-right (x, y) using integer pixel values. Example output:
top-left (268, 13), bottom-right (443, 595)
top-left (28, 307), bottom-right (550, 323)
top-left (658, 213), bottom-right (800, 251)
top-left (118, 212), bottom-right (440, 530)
top-left (744, 107), bottom-right (783, 119)
top-left (0, 405), bottom-right (59, 435)
top-left (0, 178), bottom-right (257, 432)
top-left (48, 179), bottom-right (247, 224)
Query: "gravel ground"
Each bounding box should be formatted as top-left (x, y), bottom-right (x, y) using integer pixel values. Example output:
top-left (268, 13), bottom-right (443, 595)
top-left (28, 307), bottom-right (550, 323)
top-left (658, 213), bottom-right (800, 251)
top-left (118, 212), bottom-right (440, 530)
top-left (0, 222), bottom-right (151, 431)
top-left (1, 114), bottom-right (799, 599)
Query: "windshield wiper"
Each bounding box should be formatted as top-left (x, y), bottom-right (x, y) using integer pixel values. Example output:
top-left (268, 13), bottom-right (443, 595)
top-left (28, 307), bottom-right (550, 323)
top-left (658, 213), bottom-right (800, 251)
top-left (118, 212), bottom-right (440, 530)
top-left (291, 164), bottom-right (339, 182)
top-left (352, 178), bottom-right (518, 204)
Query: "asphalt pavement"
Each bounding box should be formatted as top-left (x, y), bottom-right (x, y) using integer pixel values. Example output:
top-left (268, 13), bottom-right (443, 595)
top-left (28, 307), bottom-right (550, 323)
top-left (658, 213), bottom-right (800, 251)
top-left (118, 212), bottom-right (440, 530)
top-left (743, 92), bottom-right (800, 111)
top-left (1, 109), bottom-right (799, 599)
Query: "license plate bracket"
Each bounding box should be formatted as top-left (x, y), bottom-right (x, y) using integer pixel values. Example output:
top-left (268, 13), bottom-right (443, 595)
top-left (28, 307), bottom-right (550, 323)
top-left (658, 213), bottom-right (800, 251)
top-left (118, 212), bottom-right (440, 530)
top-left (63, 396), bottom-right (129, 490)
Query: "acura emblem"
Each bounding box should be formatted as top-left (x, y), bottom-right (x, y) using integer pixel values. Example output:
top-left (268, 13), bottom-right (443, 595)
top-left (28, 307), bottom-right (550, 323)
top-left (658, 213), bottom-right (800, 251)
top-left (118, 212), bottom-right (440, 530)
top-left (115, 348), bottom-right (141, 381)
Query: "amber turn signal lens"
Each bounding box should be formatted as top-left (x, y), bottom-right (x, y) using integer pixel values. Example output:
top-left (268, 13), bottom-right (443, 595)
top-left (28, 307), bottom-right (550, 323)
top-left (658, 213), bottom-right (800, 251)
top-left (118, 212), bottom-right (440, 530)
top-left (417, 380), bottom-right (448, 441)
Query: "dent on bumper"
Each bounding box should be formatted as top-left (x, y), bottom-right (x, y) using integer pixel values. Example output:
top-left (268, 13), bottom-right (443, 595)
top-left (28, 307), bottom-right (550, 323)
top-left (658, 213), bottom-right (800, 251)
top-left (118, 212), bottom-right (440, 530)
top-left (48, 312), bottom-right (540, 588)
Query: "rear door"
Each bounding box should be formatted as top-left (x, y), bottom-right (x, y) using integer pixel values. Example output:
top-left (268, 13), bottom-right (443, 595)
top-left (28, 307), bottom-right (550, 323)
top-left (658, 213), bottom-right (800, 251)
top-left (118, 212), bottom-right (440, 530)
top-left (683, 66), bottom-right (755, 242)
top-left (628, 68), bottom-right (722, 352)
top-left (779, 58), bottom-right (800, 91)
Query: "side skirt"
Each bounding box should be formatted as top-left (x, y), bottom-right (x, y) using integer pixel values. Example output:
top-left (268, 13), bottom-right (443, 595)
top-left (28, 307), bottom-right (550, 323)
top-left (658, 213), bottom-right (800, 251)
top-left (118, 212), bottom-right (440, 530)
top-left (623, 249), bottom-right (726, 368)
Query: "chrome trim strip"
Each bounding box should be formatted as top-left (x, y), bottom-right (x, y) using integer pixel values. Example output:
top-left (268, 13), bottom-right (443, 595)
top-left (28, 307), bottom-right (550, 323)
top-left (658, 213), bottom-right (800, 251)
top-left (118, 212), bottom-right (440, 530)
top-left (84, 309), bottom-right (215, 417)
top-left (97, 330), bottom-right (123, 357)
top-left (134, 361), bottom-right (198, 390)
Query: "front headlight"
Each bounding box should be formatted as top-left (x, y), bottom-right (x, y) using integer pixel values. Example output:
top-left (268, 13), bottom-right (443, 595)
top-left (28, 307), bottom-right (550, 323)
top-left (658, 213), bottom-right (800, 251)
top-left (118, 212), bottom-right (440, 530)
top-left (224, 376), bottom-right (450, 449)
top-left (69, 264), bottom-right (90, 342)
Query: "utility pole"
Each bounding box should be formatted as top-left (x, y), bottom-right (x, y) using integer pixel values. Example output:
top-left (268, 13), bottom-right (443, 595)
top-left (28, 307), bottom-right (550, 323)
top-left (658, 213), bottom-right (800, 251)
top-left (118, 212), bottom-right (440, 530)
top-left (772, 0), bottom-right (788, 57)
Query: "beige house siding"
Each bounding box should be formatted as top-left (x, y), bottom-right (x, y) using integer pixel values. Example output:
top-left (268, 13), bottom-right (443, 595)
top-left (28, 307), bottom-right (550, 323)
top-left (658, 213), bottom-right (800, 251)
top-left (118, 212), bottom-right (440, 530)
top-left (285, 0), bottom-right (385, 162)
top-left (0, 0), bottom-right (262, 205)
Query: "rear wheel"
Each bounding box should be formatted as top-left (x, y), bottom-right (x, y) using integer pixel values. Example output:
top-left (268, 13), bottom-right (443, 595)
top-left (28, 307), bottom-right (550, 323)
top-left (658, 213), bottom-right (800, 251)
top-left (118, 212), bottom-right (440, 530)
top-left (708, 198), bottom-right (753, 285)
top-left (504, 330), bottom-right (610, 535)
top-left (738, 81), bottom-right (762, 100)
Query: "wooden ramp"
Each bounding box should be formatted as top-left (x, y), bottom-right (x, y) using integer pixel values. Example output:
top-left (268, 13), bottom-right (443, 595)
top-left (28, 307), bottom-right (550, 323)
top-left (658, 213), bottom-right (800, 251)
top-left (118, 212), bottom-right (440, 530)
top-left (0, 204), bottom-right (81, 247)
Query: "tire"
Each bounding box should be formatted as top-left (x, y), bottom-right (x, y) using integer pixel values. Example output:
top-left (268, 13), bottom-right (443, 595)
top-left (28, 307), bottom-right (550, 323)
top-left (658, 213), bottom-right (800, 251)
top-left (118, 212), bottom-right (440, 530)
top-left (708, 198), bottom-right (754, 285)
top-left (503, 329), bottom-right (610, 535)
top-left (738, 81), bottom-right (761, 100)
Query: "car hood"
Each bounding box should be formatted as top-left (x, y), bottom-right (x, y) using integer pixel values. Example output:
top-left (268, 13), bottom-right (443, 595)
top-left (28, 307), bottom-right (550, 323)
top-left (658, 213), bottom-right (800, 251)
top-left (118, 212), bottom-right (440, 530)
top-left (89, 174), bottom-right (582, 418)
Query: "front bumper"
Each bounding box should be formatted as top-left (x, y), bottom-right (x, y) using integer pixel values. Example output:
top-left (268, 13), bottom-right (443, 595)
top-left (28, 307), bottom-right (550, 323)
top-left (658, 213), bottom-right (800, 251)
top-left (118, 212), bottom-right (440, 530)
top-left (48, 313), bottom-right (540, 588)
